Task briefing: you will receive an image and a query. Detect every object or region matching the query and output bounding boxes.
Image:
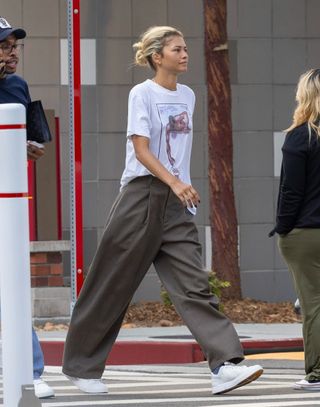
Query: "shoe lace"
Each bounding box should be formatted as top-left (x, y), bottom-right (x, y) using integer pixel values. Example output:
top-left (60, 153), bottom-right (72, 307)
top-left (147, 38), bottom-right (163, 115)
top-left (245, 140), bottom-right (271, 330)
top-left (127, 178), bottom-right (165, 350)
top-left (223, 362), bottom-right (247, 371)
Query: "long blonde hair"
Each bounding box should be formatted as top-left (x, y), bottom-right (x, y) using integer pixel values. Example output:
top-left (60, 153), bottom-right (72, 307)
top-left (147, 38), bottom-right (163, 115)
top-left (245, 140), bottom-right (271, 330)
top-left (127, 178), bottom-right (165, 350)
top-left (133, 26), bottom-right (183, 71)
top-left (286, 69), bottom-right (320, 136)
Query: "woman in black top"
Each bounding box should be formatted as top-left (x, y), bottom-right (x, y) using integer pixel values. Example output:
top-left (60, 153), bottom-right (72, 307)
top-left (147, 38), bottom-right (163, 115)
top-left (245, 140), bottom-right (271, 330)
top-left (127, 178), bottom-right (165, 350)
top-left (272, 69), bottom-right (320, 391)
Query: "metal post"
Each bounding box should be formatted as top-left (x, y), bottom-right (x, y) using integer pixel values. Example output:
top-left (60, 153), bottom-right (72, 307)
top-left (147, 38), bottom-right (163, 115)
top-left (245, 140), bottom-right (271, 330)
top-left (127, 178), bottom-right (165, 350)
top-left (0, 104), bottom-right (37, 406)
top-left (67, 0), bottom-right (84, 308)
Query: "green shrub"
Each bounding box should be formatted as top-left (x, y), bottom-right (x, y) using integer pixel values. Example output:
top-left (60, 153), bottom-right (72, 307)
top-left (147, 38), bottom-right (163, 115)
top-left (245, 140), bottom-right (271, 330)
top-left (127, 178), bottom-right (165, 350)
top-left (207, 271), bottom-right (230, 299)
top-left (160, 271), bottom-right (230, 308)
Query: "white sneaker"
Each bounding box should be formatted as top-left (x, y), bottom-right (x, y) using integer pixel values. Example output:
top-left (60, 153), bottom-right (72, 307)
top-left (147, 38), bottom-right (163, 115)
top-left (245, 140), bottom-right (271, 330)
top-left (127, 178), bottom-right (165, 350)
top-left (33, 379), bottom-right (55, 399)
top-left (293, 379), bottom-right (320, 391)
top-left (66, 375), bottom-right (108, 394)
top-left (211, 363), bottom-right (263, 394)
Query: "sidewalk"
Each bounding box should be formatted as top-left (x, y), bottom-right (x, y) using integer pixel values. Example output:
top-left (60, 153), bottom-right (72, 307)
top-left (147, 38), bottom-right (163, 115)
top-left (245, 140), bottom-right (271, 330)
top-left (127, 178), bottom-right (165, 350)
top-left (38, 323), bottom-right (303, 366)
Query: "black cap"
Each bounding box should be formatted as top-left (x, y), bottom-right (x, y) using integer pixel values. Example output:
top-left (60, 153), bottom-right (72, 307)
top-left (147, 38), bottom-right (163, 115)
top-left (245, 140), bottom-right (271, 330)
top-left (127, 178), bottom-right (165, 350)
top-left (0, 17), bottom-right (26, 42)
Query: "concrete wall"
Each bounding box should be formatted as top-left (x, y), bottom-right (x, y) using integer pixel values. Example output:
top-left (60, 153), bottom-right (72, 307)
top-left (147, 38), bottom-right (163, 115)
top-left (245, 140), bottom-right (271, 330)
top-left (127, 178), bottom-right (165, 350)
top-left (2, 0), bottom-right (320, 302)
top-left (228, 0), bottom-right (320, 300)
top-left (2, 0), bottom-right (208, 302)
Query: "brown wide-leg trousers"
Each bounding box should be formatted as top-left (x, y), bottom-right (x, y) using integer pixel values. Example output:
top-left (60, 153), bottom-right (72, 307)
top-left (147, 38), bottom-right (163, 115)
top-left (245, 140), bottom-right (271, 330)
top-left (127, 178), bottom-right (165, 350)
top-left (62, 176), bottom-right (243, 378)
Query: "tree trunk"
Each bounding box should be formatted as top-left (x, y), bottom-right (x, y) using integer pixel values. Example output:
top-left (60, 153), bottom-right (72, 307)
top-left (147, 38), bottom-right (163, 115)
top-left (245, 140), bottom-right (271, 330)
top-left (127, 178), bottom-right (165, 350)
top-left (203, 0), bottom-right (241, 299)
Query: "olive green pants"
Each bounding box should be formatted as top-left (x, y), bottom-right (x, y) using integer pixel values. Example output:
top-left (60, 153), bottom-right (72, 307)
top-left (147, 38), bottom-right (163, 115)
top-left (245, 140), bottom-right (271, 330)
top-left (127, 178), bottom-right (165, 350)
top-left (278, 228), bottom-right (320, 381)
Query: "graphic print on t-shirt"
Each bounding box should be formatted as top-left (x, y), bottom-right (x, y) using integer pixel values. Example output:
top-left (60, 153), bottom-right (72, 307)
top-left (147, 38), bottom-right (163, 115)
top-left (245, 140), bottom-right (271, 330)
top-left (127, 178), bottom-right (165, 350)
top-left (157, 103), bottom-right (191, 177)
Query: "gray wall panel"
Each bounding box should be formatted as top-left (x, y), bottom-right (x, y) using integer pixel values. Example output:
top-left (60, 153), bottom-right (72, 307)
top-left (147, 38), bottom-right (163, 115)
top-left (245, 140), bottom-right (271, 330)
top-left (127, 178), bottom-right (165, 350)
top-left (82, 134), bottom-right (98, 181)
top-left (24, 39), bottom-right (60, 85)
top-left (23, 0), bottom-right (59, 37)
top-left (307, 39), bottom-right (320, 68)
top-left (227, 0), bottom-right (238, 38)
top-left (83, 229), bottom-right (98, 272)
top-left (181, 39), bottom-right (205, 85)
top-left (97, 86), bottom-right (130, 132)
top-left (237, 0), bottom-right (272, 37)
top-left (81, 86), bottom-right (99, 133)
top-left (237, 39), bottom-right (272, 84)
top-left (97, 180), bottom-right (122, 228)
top-left (239, 224), bottom-right (274, 270)
top-left (273, 0), bottom-right (306, 38)
top-left (241, 270), bottom-right (275, 301)
top-left (237, 178), bottom-right (274, 224)
top-left (0, 0), bottom-right (22, 25)
top-left (168, 0), bottom-right (204, 38)
top-left (273, 39), bottom-right (307, 84)
top-left (132, 0), bottom-right (167, 37)
top-left (83, 182), bottom-right (99, 228)
top-left (306, 0), bottom-right (320, 37)
top-left (234, 85), bottom-right (273, 131)
top-left (98, 134), bottom-right (127, 180)
top-left (273, 85), bottom-right (296, 130)
top-left (97, 0), bottom-right (132, 38)
top-left (274, 270), bottom-right (296, 301)
top-left (96, 39), bottom-right (133, 85)
top-left (234, 132), bottom-right (274, 178)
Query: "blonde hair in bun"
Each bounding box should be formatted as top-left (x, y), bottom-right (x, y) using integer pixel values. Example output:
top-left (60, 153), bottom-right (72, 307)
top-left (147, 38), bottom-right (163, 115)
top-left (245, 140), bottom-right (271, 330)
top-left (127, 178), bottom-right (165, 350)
top-left (133, 26), bottom-right (183, 70)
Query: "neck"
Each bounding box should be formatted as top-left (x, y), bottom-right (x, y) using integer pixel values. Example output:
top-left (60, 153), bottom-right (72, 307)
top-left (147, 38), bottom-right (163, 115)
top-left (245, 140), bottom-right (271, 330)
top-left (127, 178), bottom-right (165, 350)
top-left (153, 73), bottom-right (177, 91)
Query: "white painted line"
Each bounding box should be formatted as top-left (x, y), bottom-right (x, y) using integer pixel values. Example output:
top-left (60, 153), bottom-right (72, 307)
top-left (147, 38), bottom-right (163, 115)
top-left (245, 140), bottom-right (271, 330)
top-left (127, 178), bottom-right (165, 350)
top-left (202, 403), bottom-right (320, 407)
top-left (41, 393), bottom-right (320, 406)
top-left (262, 374), bottom-right (304, 380)
top-left (82, 383), bottom-right (290, 395)
top-left (47, 379), bottom-right (210, 391)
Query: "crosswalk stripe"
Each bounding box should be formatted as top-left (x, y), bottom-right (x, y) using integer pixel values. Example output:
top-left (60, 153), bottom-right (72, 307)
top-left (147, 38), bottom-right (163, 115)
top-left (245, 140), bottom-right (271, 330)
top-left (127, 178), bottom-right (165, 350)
top-left (201, 403), bottom-right (320, 407)
top-left (0, 365), bottom-right (313, 406)
top-left (40, 393), bottom-right (320, 407)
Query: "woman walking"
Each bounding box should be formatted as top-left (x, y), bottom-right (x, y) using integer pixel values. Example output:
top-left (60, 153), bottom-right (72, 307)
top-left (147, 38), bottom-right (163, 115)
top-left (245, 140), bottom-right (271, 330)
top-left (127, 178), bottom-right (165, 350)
top-left (63, 25), bottom-right (263, 395)
top-left (270, 68), bottom-right (320, 391)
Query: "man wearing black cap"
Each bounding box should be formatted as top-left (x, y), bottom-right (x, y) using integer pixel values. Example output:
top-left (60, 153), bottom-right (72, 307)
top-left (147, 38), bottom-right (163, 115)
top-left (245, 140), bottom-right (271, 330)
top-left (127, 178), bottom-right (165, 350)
top-left (0, 17), bottom-right (54, 399)
top-left (0, 16), bottom-right (44, 160)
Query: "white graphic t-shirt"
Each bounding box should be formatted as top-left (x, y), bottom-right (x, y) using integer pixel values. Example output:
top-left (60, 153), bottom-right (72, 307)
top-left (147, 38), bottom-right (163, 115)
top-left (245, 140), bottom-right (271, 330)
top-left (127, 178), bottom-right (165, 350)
top-left (120, 79), bottom-right (195, 190)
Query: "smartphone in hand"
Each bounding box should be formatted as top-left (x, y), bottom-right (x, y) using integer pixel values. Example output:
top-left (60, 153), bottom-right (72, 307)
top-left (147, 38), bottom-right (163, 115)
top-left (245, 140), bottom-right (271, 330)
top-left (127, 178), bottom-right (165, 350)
top-left (27, 140), bottom-right (45, 161)
top-left (27, 140), bottom-right (45, 149)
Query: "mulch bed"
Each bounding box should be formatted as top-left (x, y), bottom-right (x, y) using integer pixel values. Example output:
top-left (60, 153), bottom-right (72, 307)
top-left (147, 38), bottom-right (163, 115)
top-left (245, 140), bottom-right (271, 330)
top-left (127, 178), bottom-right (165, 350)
top-left (36, 298), bottom-right (301, 331)
top-left (121, 298), bottom-right (301, 328)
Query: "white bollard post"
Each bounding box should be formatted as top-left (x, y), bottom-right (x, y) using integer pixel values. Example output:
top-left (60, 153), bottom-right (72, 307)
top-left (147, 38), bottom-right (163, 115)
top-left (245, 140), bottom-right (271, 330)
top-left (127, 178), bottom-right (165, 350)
top-left (0, 104), bottom-right (34, 406)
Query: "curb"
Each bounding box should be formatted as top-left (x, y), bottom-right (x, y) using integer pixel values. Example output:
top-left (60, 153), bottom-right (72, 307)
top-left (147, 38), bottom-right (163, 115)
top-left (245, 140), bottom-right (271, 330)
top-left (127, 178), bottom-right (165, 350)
top-left (41, 338), bottom-right (303, 366)
top-left (242, 338), bottom-right (303, 355)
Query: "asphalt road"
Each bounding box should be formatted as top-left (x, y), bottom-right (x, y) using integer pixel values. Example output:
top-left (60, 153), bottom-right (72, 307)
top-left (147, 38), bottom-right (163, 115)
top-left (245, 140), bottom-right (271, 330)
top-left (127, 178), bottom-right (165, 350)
top-left (3, 356), bottom-right (320, 407)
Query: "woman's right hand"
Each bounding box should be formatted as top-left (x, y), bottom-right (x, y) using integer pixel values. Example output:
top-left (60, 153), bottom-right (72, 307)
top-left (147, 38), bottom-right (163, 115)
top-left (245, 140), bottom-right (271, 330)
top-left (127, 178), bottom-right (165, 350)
top-left (27, 141), bottom-right (45, 160)
top-left (169, 178), bottom-right (200, 208)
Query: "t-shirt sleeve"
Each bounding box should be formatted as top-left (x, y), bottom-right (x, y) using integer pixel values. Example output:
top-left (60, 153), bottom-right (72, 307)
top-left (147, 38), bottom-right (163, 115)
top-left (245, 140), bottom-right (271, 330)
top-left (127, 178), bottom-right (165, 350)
top-left (127, 88), bottom-right (151, 139)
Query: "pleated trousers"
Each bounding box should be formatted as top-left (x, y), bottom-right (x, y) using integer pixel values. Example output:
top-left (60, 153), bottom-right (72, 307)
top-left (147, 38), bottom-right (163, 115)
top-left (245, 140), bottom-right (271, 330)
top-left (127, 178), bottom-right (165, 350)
top-left (62, 176), bottom-right (243, 378)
